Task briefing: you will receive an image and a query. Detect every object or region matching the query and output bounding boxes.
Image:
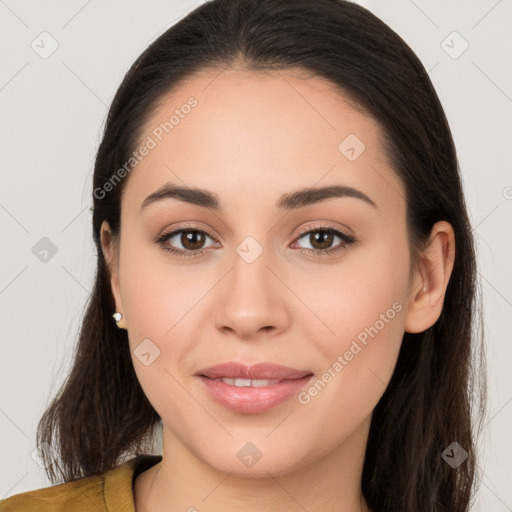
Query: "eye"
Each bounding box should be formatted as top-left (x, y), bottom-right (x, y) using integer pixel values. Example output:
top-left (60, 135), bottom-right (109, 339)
top-left (156, 224), bottom-right (356, 259)
top-left (292, 226), bottom-right (356, 257)
top-left (156, 228), bottom-right (218, 257)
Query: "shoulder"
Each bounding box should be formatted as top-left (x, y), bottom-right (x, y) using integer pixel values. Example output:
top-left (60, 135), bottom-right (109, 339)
top-left (0, 473), bottom-right (105, 512)
top-left (0, 454), bottom-right (161, 512)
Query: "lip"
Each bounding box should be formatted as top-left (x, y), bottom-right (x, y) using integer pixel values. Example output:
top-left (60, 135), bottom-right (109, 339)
top-left (195, 362), bottom-right (314, 414)
top-left (195, 362), bottom-right (312, 380)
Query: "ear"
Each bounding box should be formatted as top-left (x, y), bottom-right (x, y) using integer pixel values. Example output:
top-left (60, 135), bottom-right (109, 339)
top-left (100, 220), bottom-right (126, 328)
top-left (404, 220), bottom-right (456, 333)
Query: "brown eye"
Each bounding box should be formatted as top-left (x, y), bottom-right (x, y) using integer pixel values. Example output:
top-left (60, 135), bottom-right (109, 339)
top-left (157, 225), bottom-right (355, 259)
top-left (293, 226), bottom-right (356, 257)
top-left (308, 230), bottom-right (335, 250)
top-left (157, 228), bottom-right (217, 256)
top-left (180, 230), bottom-right (207, 250)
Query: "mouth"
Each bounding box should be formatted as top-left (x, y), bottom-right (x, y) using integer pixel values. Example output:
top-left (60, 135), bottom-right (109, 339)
top-left (195, 362), bottom-right (314, 414)
top-left (195, 361), bottom-right (313, 380)
top-left (203, 377), bottom-right (296, 387)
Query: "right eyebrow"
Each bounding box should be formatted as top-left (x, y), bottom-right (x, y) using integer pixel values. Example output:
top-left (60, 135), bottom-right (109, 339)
top-left (140, 183), bottom-right (220, 213)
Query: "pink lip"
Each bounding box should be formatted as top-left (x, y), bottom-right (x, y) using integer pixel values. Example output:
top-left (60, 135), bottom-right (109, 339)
top-left (196, 362), bottom-right (312, 380)
top-left (195, 362), bottom-right (314, 414)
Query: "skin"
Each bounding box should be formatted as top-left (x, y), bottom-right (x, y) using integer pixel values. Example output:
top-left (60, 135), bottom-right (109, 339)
top-left (100, 67), bottom-right (455, 512)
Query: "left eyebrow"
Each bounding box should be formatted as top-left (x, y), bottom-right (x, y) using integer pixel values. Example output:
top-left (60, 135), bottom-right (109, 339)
top-left (139, 182), bottom-right (377, 213)
top-left (277, 184), bottom-right (377, 210)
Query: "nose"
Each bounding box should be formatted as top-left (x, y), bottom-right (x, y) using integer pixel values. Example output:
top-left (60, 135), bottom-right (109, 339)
top-left (214, 247), bottom-right (290, 340)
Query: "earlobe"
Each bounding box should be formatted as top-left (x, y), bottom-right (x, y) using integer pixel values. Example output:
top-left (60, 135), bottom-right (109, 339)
top-left (404, 221), bottom-right (456, 333)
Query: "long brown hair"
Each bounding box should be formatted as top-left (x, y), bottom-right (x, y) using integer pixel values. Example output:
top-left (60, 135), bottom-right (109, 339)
top-left (36, 1), bottom-right (486, 510)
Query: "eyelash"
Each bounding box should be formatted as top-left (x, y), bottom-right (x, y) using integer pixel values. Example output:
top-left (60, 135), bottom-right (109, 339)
top-left (156, 225), bottom-right (356, 259)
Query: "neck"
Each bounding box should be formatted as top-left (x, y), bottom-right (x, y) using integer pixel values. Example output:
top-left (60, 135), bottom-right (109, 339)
top-left (135, 418), bottom-right (371, 512)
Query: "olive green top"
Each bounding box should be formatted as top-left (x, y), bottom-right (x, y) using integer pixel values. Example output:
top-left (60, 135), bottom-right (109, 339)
top-left (0, 454), bottom-right (162, 512)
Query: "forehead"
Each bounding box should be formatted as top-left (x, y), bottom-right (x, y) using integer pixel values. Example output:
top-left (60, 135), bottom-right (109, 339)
top-left (121, 68), bottom-right (404, 217)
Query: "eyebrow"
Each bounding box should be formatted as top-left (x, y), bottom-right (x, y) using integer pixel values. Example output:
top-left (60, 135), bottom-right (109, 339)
top-left (140, 182), bottom-right (377, 213)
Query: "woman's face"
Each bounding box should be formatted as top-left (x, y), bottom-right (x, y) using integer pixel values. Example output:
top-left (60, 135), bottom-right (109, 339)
top-left (102, 68), bottom-right (421, 476)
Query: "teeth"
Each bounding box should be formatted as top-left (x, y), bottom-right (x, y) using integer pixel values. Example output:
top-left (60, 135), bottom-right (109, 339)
top-left (250, 379), bottom-right (280, 387)
top-left (213, 377), bottom-right (282, 387)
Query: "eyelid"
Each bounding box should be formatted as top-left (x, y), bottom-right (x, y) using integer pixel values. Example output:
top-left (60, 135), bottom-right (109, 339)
top-left (155, 222), bottom-right (219, 242)
top-left (293, 221), bottom-right (353, 239)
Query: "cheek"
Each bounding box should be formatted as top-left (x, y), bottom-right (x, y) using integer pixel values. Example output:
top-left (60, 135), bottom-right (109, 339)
top-left (302, 232), bottom-right (409, 350)
top-left (117, 239), bottom-right (209, 396)
top-left (119, 232), bottom-right (210, 338)
top-left (294, 236), bottom-right (409, 422)
top-left (119, 257), bottom-right (204, 427)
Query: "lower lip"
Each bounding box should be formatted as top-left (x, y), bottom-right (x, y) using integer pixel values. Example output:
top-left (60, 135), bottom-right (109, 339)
top-left (197, 375), bottom-right (314, 414)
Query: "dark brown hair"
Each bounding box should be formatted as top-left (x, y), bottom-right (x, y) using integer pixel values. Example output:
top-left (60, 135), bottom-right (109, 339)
top-left (36, 1), bottom-right (486, 510)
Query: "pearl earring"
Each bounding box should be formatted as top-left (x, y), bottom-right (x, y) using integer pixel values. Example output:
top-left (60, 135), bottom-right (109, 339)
top-left (112, 311), bottom-right (126, 329)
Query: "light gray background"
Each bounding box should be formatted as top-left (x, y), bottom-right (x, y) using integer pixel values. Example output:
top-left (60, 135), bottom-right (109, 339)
top-left (1, 0), bottom-right (510, 509)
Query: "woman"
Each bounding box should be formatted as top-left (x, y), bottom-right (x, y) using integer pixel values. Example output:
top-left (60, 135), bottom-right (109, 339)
top-left (1, 0), bottom-right (485, 510)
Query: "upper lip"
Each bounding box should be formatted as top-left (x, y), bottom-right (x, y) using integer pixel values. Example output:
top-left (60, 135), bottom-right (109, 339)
top-left (196, 362), bottom-right (313, 380)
